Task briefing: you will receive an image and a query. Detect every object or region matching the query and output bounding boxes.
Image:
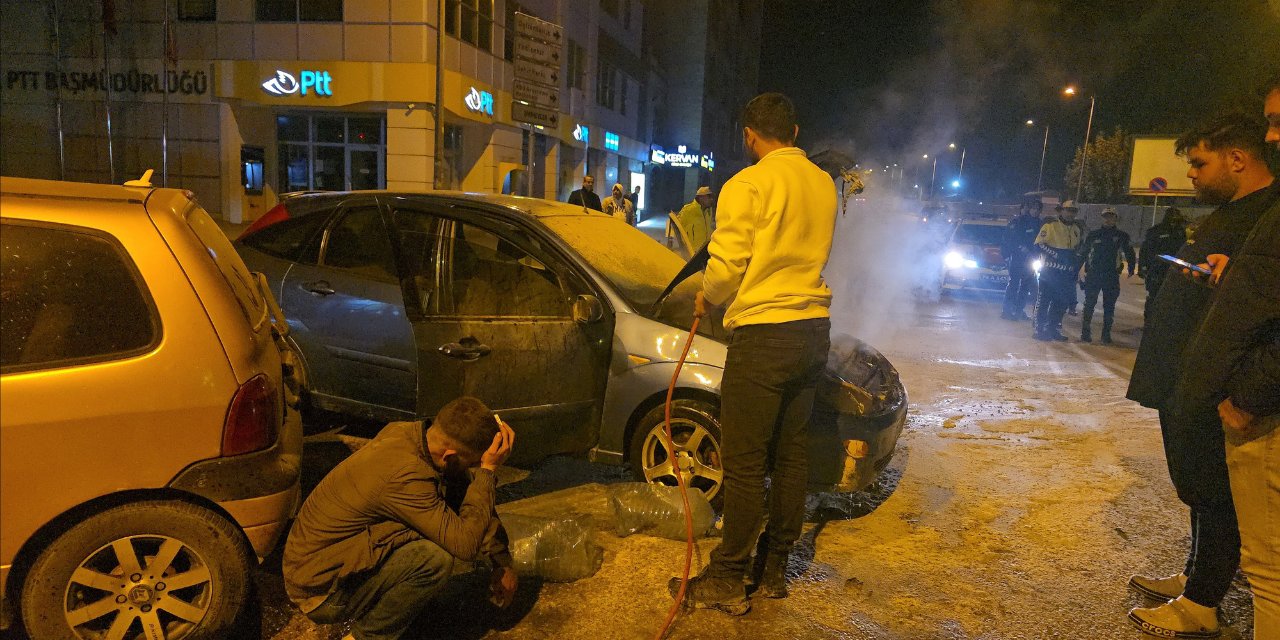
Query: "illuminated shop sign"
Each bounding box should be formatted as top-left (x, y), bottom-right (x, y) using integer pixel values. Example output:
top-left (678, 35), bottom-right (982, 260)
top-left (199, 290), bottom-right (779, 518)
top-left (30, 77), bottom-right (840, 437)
top-left (650, 145), bottom-right (666, 164)
top-left (665, 145), bottom-right (701, 168)
top-left (261, 69), bottom-right (332, 97)
top-left (700, 152), bottom-right (715, 172)
top-left (604, 132), bottom-right (620, 151)
top-left (573, 124), bottom-right (589, 143)
top-left (464, 86), bottom-right (494, 116)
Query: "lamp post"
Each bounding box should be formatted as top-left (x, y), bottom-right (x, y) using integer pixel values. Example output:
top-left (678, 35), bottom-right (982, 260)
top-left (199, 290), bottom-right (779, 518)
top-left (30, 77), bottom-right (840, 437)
top-left (1064, 86), bottom-right (1096, 203)
top-left (948, 142), bottom-right (967, 181)
top-left (1027, 119), bottom-right (1050, 191)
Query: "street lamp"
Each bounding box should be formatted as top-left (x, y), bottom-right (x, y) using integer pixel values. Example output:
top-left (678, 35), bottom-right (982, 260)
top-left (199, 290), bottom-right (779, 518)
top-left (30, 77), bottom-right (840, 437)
top-left (1064, 85), bottom-right (1096, 203)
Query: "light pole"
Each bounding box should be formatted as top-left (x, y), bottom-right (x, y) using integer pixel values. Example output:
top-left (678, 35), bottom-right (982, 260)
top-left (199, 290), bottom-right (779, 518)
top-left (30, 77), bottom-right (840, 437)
top-left (924, 154), bottom-right (937, 200)
top-left (949, 142), bottom-right (967, 181)
top-left (1027, 119), bottom-right (1050, 191)
top-left (1065, 86), bottom-right (1096, 203)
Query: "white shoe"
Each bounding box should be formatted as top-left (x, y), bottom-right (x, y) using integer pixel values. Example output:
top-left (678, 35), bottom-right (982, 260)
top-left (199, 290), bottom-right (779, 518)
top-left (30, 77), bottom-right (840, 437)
top-left (1128, 596), bottom-right (1220, 638)
top-left (1128, 572), bottom-right (1187, 600)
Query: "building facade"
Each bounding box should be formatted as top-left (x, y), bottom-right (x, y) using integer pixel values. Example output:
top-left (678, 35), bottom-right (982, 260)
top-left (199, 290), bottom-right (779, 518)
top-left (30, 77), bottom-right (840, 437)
top-left (1, 0), bottom-right (655, 222)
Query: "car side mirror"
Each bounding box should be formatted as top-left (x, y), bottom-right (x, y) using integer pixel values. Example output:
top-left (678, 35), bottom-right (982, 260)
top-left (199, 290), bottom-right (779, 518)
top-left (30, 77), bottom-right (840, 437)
top-left (572, 294), bottom-right (604, 324)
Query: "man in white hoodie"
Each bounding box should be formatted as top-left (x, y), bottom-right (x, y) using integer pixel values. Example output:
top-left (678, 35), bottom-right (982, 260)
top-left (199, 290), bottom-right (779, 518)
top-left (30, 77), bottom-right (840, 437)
top-left (675, 93), bottom-right (836, 615)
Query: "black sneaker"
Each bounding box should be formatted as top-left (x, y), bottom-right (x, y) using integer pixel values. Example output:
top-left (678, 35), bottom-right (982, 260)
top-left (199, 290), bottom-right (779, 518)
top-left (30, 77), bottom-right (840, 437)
top-left (754, 555), bottom-right (789, 599)
top-left (1080, 329), bottom-right (1093, 343)
top-left (669, 574), bottom-right (750, 615)
top-left (1052, 332), bottom-right (1069, 342)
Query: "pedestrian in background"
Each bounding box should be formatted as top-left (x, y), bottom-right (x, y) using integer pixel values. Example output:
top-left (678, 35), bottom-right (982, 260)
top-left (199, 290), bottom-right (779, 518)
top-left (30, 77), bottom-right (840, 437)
top-left (1067, 214), bottom-right (1089, 316)
top-left (626, 185), bottom-right (641, 220)
top-left (1077, 208), bottom-right (1136, 344)
top-left (603, 182), bottom-right (635, 225)
top-left (284, 397), bottom-right (518, 640)
top-left (1001, 198), bottom-right (1044, 321)
top-left (1172, 76), bottom-right (1280, 640)
top-left (676, 93), bottom-right (835, 615)
top-left (674, 186), bottom-right (716, 254)
top-left (1125, 111), bottom-right (1279, 639)
top-left (567, 174), bottom-right (603, 212)
top-left (1032, 200), bottom-right (1083, 341)
top-left (1138, 207), bottom-right (1189, 320)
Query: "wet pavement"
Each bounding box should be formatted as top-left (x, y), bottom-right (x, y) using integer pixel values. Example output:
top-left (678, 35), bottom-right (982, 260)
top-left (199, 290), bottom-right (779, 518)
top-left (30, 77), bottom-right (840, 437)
top-left (255, 277), bottom-right (1255, 640)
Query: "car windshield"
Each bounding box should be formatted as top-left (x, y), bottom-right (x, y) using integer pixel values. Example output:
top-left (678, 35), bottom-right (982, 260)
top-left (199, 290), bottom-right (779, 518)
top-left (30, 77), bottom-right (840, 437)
top-left (540, 214), bottom-right (728, 339)
top-left (954, 223), bottom-right (1005, 246)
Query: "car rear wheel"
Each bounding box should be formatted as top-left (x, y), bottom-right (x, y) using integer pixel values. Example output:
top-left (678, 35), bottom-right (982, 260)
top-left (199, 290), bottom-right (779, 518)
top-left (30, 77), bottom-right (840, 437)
top-left (20, 500), bottom-right (252, 640)
top-left (629, 399), bottom-right (725, 507)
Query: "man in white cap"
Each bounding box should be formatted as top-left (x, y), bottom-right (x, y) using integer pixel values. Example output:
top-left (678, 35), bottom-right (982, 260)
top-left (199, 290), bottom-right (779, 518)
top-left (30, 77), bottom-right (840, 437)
top-left (1077, 207), bottom-right (1135, 344)
top-left (603, 182), bottom-right (635, 225)
top-left (675, 186), bottom-right (716, 252)
top-left (1032, 200), bottom-right (1083, 340)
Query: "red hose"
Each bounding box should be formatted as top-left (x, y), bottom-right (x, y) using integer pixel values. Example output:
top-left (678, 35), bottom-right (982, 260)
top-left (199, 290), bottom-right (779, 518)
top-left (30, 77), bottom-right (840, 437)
top-left (653, 314), bottom-right (702, 640)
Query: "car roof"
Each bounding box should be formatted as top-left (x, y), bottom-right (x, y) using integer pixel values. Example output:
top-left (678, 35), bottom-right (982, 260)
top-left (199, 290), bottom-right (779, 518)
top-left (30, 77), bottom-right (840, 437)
top-left (0, 176), bottom-right (153, 205)
top-left (282, 190), bottom-right (598, 220)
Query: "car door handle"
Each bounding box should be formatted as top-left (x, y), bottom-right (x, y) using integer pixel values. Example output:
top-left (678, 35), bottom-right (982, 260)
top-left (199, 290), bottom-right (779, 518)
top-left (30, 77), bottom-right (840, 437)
top-left (438, 337), bottom-right (492, 361)
top-left (304, 280), bottom-right (335, 296)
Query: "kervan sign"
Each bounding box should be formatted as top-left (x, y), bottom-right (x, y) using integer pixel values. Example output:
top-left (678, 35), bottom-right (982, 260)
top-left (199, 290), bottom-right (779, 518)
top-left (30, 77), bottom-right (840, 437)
top-left (261, 69), bottom-right (332, 97)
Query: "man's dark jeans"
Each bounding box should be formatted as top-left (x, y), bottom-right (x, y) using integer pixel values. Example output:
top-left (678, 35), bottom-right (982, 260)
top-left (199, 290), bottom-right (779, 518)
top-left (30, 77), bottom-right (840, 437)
top-left (1158, 408), bottom-right (1241, 607)
top-left (1081, 278), bottom-right (1120, 334)
top-left (706, 318), bottom-right (830, 580)
top-left (306, 539), bottom-right (455, 640)
top-left (1034, 269), bottom-right (1073, 334)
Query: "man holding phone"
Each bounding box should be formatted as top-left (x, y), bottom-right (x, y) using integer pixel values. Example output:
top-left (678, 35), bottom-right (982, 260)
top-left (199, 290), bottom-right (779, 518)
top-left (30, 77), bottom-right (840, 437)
top-left (1125, 112), bottom-right (1279, 638)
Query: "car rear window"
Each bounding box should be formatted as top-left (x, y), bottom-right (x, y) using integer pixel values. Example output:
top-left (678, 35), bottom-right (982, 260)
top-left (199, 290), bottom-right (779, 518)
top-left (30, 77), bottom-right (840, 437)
top-left (183, 203), bottom-right (268, 328)
top-left (954, 224), bottom-right (1005, 246)
top-left (1, 221), bottom-right (159, 373)
top-left (240, 209), bottom-right (329, 262)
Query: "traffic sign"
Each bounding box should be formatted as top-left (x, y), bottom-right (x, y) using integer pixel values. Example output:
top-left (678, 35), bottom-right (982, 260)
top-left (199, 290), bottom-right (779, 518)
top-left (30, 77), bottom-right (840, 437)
top-left (514, 59), bottom-right (559, 87)
top-left (515, 38), bottom-right (561, 67)
top-left (1149, 177), bottom-right (1168, 193)
top-left (514, 79), bottom-right (559, 109)
top-left (512, 102), bottom-right (559, 128)
top-left (514, 12), bottom-right (563, 45)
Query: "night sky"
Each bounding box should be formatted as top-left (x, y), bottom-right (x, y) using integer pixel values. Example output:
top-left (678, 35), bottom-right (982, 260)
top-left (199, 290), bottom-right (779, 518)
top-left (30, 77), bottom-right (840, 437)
top-left (760, 0), bottom-right (1280, 202)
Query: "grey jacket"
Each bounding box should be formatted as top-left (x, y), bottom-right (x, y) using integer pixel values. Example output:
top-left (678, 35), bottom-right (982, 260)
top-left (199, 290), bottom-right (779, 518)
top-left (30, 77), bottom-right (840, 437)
top-left (283, 420), bottom-right (510, 612)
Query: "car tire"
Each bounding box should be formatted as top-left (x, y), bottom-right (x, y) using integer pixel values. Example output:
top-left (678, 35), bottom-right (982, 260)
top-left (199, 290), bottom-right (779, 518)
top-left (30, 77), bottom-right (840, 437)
top-left (629, 399), bottom-right (725, 508)
top-left (20, 500), bottom-right (252, 640)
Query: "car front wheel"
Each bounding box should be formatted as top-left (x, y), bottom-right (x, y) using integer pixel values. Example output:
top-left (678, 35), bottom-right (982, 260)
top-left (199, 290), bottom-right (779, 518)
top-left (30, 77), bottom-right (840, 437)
top-left (20, 500), bottom-right (252, 640)
top-left (629, 399), bottom-right (725, 507)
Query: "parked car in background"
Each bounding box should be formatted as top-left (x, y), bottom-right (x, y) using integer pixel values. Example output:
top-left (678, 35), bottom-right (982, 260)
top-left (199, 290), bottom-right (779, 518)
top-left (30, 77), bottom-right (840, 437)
top-left (1, 175), bottom-right (301, 639)
top-left (940, 215), bottom-right (1012, 292)
top-left (235, 192), bottom-right (906, 504)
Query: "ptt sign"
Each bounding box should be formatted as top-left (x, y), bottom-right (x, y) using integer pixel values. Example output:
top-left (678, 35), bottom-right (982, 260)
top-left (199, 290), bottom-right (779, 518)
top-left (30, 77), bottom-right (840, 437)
top-left (261, 70), bottom-right (333, 97)
top-left (464, 87), bottom-right (494, 116)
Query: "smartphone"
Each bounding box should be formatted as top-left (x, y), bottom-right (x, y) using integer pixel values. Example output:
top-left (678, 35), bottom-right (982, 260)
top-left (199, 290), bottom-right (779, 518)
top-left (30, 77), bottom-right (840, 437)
top-left (1158, 254), bottom-right (1213, 276)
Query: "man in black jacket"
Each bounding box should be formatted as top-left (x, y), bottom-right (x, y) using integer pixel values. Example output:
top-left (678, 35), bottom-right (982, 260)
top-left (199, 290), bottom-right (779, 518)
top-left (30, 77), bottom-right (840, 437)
top-left (1077, 208), bottom-right (1136, 343)
top-left (1171, 79), bottom-right (1280, 640)
top-left (1125, 112), bottom-right (1279, 639)
top-left (566, 174), bottom-right (603, 212)
top-left (1001, 199), bottom-right (1043, 321)
top-left (1138, 207), bottom-right (1188, 320)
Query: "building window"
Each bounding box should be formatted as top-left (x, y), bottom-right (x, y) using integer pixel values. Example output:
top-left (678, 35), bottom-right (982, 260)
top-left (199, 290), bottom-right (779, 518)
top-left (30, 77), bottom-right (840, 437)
top-left (446, 0), bottom-right (494, 52)
top-left (241, 146), bottom-right (264, 195)
top-left (620, 76), bottom-right (628, 116)
top-left (177, 0), bottom-right (216, 21)
top-left (277, 114), bottom-right (386, 192)
top-left (503, 2), bottom-right (529, 61)
top-left (596, 60), bottom-right (617, 110)
top-left (257, 0), bottom-right (342, 22)
top-left (567, 40), bottom-right (587, 91)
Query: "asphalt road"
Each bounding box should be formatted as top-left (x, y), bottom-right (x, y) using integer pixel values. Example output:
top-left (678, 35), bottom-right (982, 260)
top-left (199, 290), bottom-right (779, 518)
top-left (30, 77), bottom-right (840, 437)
top-left (252, 264), bottom-right (1256, 640)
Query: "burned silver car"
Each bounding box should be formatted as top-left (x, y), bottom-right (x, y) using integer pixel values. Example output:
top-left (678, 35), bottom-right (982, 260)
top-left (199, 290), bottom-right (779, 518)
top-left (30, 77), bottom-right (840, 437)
top-left (235, 192), bottom-right (906, 501)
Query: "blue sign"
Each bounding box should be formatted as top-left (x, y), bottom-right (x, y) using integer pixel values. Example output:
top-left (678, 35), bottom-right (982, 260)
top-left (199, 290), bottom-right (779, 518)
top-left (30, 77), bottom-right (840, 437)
top-left (464, 87), bottom-right (494, 116)
top-left (262, 69), bottom-right (332, 97)
top-left (650, 145), bottom-right (666, 165)
top-left (573, 124), bottom-right (589, 143)
top-left (1149, 177), bottom-right (1168, 193)
top-left (604, 132), bottom-right (620, 151)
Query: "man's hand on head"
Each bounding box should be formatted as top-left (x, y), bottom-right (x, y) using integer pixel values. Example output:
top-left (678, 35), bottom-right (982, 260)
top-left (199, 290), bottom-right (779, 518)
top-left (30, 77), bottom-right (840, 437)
top-left (481, 416), bottom-right (515, 471)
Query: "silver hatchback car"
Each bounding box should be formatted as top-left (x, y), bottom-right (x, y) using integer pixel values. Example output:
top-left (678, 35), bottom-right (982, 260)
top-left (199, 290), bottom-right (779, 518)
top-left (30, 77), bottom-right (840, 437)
top-left (235, 192), bottom-right (906, 502)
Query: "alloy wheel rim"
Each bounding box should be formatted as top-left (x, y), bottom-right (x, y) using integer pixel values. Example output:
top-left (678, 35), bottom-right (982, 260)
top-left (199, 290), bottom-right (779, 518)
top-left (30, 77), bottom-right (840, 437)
top-left (640, 417), bottom-right (723, 501)
top-left (62, 534), bottom-right (212, 640)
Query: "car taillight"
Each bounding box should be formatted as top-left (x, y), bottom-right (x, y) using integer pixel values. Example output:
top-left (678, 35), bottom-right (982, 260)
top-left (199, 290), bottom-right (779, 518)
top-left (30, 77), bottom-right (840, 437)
top-left (222, 374), bottom-right (279, 456)
top-left (236, 202), bottom-right (291, 240)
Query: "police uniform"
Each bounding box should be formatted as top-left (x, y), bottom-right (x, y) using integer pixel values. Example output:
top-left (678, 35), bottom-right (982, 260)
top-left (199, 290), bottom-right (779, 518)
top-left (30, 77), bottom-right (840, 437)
top-left (1078, 223), bottom-right (1136, 342)
top-left (1001, 210), bottom-right (1042, 319)
top-left (1032, 212), bottom-right (1083, 340)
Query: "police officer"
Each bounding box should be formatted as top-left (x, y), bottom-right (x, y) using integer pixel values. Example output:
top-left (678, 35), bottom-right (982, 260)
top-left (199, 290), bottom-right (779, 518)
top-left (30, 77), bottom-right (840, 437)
top-left (1032, 200), bottom-right (1083, 341)
top-left (1078, 208), bottom-right (1136, 344)
top-left (1138, 207), bottom-right (1188, 320)
top-left (1001, 199), bottom-right (1043, 321)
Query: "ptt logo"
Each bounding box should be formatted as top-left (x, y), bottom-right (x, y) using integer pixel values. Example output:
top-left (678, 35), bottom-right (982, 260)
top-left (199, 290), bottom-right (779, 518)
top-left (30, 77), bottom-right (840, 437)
top-left (464, 87), bottom-right (494, 116)
top-left (262, 70), bottom-right (333, 97)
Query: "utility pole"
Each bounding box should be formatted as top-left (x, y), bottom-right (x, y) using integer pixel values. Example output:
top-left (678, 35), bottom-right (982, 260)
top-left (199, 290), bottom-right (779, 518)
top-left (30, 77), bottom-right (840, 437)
top-left (1075, 96), bottom-right (1095, 203)
top-left (1037, 125), bottom-right (1049, 192)
top-left (433, 0), bottom-right (446, 189)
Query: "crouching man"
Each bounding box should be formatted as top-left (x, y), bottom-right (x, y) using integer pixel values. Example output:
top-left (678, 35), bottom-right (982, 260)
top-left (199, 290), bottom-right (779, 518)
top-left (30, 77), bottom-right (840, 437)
top-left (283, 397), bottom-right (518, 640)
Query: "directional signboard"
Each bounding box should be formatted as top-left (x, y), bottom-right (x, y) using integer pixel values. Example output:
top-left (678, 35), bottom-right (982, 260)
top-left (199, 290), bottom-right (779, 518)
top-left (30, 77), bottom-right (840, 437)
top-left (511, 102), bottom-right (559, 128)
top-left (514, 78), bottom-right (559, 110)
top-left (512, 12), bottom-right (563, 128)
